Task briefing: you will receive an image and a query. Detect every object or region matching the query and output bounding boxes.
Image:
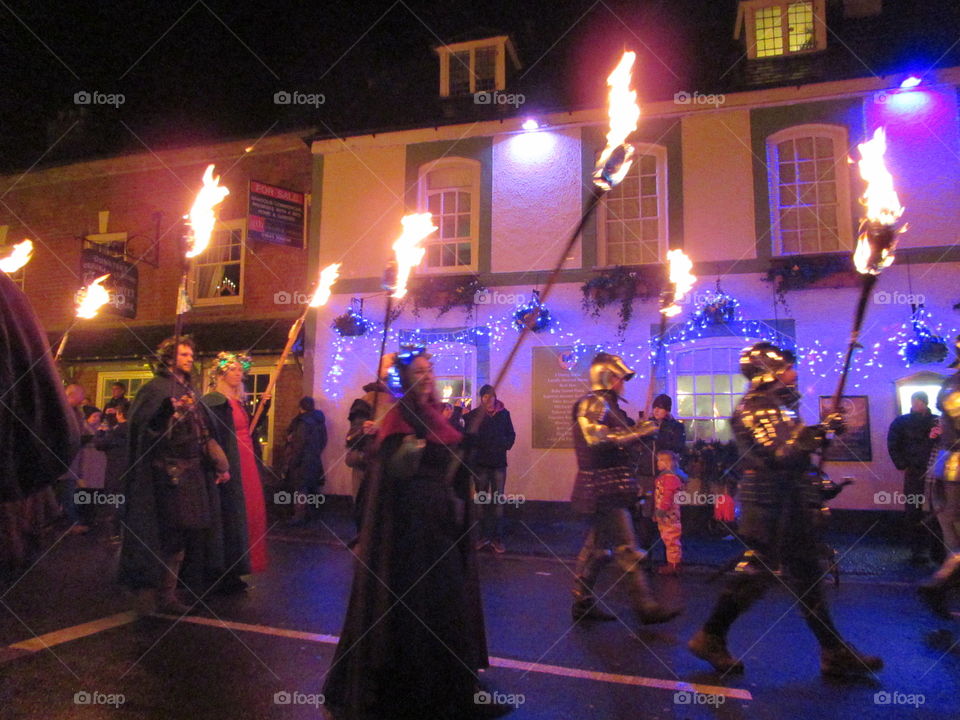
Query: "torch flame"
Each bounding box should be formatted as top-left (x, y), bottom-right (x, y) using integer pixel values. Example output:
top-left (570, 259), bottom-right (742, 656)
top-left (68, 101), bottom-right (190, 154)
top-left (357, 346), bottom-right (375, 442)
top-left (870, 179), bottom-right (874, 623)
top-left (593, 51), bottom-right (641, 191)
top-left (857, 128), bottom-right (903, 227)
top-left (661, 249), bottom-right (696, 316)
top-left (853, 128), bottom-right (904, 275)
top-left (76, 274), bottom-right (111, 319)
top-left (0, 239), bottom-right (34, 273)
top-left (442, 385), bottom-right (453, 401)
top-left (391, 213), bottom-right (436, 299)
top-left (186, 165), bottom-right (230, 259)
top-left (309, 263), bottom-right (341, 308)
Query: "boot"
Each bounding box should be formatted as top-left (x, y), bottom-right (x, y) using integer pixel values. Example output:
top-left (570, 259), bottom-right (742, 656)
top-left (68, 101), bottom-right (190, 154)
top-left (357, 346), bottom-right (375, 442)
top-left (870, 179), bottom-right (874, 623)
top-left (820, 644), bottom-right (883, 677)
top-left (571, 578), bottom-right (616, 621)
top-left (918, 552), bottom-right (960, 619)
top-left (627, 570), bottom-right (681, 625)
top-left (157, 551), bottom-right (194, 616)
top-left (688, 629), bottom-right (744, 674)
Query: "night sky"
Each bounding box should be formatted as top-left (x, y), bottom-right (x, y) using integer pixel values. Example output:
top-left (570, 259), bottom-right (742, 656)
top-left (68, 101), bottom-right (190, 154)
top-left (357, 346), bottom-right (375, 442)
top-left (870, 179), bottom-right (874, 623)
top-left (0, 0), bottom-right (955, 171)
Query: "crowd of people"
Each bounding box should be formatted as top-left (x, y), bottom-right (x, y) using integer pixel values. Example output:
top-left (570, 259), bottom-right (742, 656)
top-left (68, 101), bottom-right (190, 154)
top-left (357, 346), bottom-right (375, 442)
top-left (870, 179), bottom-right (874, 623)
top-left (3, 263), bottom-right (960, 719)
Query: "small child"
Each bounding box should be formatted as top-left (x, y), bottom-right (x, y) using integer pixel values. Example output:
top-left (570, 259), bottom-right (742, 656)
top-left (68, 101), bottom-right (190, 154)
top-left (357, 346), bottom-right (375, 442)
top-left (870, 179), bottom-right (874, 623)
top-left (655, 450), bottom-right (686, 575)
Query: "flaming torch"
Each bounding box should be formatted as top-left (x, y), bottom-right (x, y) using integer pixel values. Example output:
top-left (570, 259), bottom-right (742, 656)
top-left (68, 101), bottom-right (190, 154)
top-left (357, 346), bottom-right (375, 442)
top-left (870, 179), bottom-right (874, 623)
top-left (823, 127), bottom-right (905, 467)
top-left (645, 249), bottom-right (697, 415)
top-left (370, 213), bottom-right (435, 415)
top-left (474, 51), bottom-right (642, 418)
top-left (54, 274), bottom-right (111, 362)
top-left (250, 262), bottom-right (341, 430)
top-left (0, 239), bottom-right (34, 274)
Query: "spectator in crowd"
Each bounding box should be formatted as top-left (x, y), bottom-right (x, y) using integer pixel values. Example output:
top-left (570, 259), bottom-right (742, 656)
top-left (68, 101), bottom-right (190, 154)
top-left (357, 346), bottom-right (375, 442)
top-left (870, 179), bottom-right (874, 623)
top-left (654, 450), bottom-right (687, 575)
top-left (634, 394), bottom-right (686, 550)
top-left (60, 384), bottom-right (94, 534)
top-left (119, 336), bottom-right (230, 616)
top-left (887, 390), bottom-right (941, 564)
top-left (76, 404), bottom-right (107, 530)
top-left (0, 271), bottom-right (79, 577)
top-left (464, 385), bottom-right (516, 554)
top-left (284, 396), bottom-right (328, 526)
top-left (94, 400), bottom-right (130, 541)
top-left (103, 382), bottom-right (128, 427)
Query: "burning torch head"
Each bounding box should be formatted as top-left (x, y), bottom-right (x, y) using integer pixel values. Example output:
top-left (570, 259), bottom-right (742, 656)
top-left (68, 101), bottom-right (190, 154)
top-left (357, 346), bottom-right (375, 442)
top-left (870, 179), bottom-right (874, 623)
top-left (589, 352), bottom-right (636, 391)
top-left (740, 342), bottom-right (796, 390)
top-left (593, 143), bottom-right (636, 192)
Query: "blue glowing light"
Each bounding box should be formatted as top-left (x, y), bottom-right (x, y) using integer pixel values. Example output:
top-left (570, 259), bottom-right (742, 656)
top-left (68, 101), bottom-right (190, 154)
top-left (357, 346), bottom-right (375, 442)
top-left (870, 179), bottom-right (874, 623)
top-left (900, 76), bottom-right (922, 89)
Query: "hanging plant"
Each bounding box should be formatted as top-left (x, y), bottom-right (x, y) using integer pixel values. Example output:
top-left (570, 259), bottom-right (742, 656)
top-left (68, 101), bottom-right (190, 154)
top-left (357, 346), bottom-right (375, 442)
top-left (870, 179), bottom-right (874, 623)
top-left (332, 305), bottom-right (370, 337)
top-left (901, 306), bottom-right (948, 366)
top-left (513, 289), bottom-right (551, 333)
top-left (692, 289), bottom-right (741, 328)
top-left (581, 265), bottom-right (661, 339)
top-left (409, 274), bottom-right (485, 318)
top-left (764, 253), bottom-right (856, 305)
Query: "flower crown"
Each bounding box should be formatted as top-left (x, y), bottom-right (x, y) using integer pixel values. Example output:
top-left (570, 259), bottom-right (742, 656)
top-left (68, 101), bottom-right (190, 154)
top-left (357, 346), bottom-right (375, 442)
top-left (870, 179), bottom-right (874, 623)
top-left (212, 351), bottom-right (252, 375)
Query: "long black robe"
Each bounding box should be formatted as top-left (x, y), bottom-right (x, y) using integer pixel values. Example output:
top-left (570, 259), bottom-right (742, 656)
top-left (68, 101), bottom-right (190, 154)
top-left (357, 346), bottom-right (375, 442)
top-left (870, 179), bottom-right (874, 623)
top-left (117, 368), bottom-right (223, 589)
top-left (323, 401), bottom-right (488, 720)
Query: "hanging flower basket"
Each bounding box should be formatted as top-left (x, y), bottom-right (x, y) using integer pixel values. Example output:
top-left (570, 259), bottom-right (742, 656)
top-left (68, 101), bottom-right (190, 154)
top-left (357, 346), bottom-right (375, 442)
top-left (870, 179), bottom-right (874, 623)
top-left (902, 307), bottom-right (948, 365)
top-left (409, 274), bottom-right (485, 318)
top-left (513, 290), bottom-right (551, 332)
top-left (692, 291), bottom-right (741, 327)
top-left (764, 254), bottom-right (857, 295)
top-left (581, 265), bottom-right (662, 338)
top-left (332, 308), bottom-right (370, 337)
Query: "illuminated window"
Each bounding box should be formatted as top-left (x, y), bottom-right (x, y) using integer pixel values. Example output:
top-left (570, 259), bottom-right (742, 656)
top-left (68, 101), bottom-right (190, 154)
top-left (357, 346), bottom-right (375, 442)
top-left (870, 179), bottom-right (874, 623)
top-left (432, 348), bottom-right (475, 406)
top-left (767, 125), bottom-right (853, 255)
top-left (598, 145), bottom-right (667, 266)
top-left (736, 0), bottom-right (825, 59)
top-left (895, 371), bottom-right (946, 417)
top-left (418, 158), bottom-right (480, 272)
top-left (190, 219), bottom-right (245, 305)
top-left (436, 36), bottom-right (518, 97)
top-left (243, 367), bottom-right (278, 467)
top-left (674, 346), bottom-right (750, 443)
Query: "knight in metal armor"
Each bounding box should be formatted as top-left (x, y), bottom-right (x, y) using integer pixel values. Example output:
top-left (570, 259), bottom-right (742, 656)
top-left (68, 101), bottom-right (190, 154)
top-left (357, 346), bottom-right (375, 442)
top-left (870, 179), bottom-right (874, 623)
top-left (689, 342), bottom-right (883, 678)
top-left (569, 353), bottom-right (681, 626)
top-left (918, 335), bottom-right (960, 618)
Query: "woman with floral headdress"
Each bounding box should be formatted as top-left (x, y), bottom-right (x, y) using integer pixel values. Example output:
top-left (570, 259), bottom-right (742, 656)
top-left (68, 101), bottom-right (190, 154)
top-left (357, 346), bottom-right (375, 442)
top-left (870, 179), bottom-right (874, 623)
top-left (201, 352), bottom-right (269, 593)
top-left (323, 347), bottom-right (508, 720)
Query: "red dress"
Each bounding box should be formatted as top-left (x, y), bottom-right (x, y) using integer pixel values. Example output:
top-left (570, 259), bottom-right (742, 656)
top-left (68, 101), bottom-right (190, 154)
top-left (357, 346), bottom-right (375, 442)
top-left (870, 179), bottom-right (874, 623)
top-left (229, 397), bottom-right (268, 573)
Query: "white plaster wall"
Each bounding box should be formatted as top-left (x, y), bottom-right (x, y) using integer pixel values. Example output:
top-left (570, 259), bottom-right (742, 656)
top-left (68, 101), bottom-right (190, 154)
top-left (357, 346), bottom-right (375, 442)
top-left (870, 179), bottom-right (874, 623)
top-left (490, 127), bottom-right (585, 273)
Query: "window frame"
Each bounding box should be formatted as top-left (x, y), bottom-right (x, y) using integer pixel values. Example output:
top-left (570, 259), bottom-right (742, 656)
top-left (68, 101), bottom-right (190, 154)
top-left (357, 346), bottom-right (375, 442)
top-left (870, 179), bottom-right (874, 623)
top-left (596, 143), bottom-right (668, 267)
top-left (737, 0), bottom-right (827, 60)
top-left (766, 124), bottom-right (854, 257)
top-left (417, 157), bottom-right (481, 274)
top-left (95, 370), bottom-right (154, 409)
top-left (189, 218), bottom-right (246, 306)
top-left (437, 37), bottom-right (510, 97)
top-left (244, 363), bottom-right (279, 467)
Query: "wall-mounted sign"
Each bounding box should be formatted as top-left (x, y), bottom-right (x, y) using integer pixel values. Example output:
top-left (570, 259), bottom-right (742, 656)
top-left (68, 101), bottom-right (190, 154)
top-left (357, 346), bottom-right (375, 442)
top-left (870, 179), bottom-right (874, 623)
top-left (818, 395), bottom-right (872, 462)
top-left (532, 345), bottom-right (601, 449)
top-left (80, 247), bottom-right (138, 318)
top-left (248, 180), bottom-right (305, 248)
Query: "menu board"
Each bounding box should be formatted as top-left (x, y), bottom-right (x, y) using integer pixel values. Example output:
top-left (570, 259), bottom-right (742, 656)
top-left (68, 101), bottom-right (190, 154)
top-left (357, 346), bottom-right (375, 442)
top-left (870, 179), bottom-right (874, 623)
top-left (532, 345), bottom-right (600, 448)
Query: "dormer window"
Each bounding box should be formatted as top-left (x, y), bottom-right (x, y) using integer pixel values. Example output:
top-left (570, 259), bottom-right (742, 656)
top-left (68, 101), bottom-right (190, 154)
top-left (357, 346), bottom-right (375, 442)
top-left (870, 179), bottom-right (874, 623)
top-left (736, 1), bottom-right (827, 59)
top-left (436, 36), bottom-right (520, 98)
